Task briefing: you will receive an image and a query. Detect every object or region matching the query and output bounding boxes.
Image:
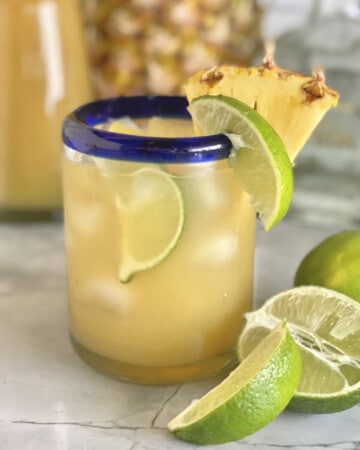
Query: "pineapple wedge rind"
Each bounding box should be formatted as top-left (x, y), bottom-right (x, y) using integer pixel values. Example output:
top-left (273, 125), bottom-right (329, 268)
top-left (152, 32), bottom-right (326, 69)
top-left (185, 65), bottom-right (339, 161)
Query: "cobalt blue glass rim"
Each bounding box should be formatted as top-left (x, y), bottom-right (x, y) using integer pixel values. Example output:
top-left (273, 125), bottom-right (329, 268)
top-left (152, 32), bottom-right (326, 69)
top-left (62, 96), bottom-right (232, 163)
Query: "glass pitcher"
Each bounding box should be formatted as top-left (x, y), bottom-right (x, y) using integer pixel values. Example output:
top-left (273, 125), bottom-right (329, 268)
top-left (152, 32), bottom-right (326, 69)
top-left (0, 0), bottom-right (93, 220)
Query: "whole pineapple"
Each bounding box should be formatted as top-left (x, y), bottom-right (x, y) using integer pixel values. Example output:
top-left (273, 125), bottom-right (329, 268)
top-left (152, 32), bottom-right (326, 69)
top-left (81, 0), bottom-right (262, 97)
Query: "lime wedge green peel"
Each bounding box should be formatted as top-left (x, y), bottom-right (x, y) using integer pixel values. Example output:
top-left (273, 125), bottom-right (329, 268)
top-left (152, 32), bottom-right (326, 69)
top-left (168, 321), bottom-right (301, 445)
top-left (188, 95), bottom-right (293, 230)
top-left (117, 167), bottom-right (184, 283)
top-left (238, 286), bottom-right (360, 413)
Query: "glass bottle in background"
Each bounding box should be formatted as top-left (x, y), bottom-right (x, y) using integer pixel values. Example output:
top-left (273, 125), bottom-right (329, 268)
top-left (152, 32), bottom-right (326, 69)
top-left (269, 0), bottom-right (360, 228)
top-left (0, 0), bottom-right (93, 220)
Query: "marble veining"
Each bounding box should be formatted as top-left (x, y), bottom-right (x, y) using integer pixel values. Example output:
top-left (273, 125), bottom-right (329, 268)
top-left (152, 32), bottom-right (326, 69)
top-left (0, 220), bottom-right (359, 450)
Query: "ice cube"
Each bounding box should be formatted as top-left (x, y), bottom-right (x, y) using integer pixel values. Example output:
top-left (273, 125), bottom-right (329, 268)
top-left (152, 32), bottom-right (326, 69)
top-left (67, 201), bottom-right (105, 236)
top-left (82, 278), bottom-right (132, 314)
top-left (194, 234), bottom-right (238, 264)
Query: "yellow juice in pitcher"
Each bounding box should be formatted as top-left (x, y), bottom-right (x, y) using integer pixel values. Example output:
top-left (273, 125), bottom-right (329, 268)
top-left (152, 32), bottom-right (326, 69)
top-left (0, 0), bottom-right (92, 218)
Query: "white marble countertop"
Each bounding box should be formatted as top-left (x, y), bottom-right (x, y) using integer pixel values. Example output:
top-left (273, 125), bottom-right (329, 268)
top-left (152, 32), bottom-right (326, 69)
top-left (0, 219), bottom-right (359, 450)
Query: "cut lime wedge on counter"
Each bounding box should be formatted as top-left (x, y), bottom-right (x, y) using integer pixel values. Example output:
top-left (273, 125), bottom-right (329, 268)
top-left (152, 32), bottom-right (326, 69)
top-left (188, 95), bottom-right (293, 230)
top-left (117, 167), bottom-right (184, 283)
top-left (168, 321), bottom-right (301, 445)
top-left (237, 286), bottom-right (360, 413)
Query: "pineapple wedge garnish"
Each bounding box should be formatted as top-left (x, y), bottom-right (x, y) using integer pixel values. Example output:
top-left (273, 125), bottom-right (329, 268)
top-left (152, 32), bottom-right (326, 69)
top-left (184, 54), bottom-right (339, 161)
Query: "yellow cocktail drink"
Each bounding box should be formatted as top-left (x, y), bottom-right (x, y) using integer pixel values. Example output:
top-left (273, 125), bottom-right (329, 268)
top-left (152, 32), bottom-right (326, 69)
top-left (62, 97), bottom-right (256, 384)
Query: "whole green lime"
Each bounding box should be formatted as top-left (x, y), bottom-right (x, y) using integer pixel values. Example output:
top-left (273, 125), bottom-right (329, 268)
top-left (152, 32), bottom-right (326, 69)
top-left (294, 230), bottom-right (360, 302)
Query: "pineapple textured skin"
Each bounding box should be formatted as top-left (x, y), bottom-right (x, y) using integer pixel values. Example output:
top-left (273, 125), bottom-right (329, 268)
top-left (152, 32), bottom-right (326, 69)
top-left (81, 0), bottom-right (262, 97)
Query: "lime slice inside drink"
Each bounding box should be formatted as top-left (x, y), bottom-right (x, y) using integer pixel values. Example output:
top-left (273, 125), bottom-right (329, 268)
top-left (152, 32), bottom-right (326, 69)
top-left (115, 167), bottom-right (185, 283)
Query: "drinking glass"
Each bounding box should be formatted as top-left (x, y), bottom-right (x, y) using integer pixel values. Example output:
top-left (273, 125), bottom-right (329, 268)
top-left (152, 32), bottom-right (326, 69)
top-left (62, 96), bottom-right (256, 384)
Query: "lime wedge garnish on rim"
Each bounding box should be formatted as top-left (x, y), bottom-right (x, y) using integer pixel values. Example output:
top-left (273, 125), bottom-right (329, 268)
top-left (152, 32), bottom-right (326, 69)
top-left (168, 321), bottom-right (301, 445)
top-left (188, 95), bottom-right (293, 230)
top-left (237, 285), bottom-right (360, 413)
top-left (116, 167), bottom-right (184, 283)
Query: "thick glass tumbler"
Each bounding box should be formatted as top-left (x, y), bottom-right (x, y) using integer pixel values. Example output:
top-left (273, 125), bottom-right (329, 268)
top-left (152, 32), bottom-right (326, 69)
top-left (62, 96), bottom-right (256, 384)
